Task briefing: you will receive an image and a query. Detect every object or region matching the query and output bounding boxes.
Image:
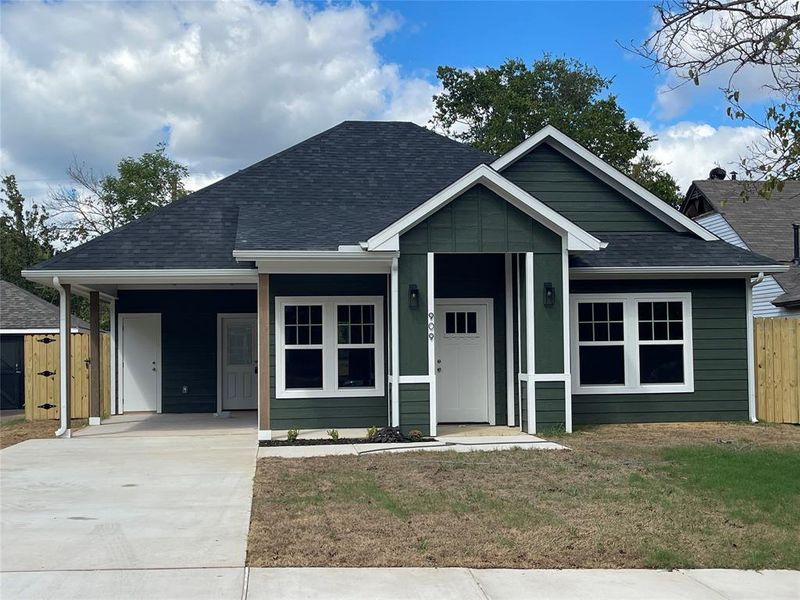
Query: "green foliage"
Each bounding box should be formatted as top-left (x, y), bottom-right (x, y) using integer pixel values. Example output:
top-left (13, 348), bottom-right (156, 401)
top-left (431, 56), bottom-right (681, 205)
top-left (407, 429), bottom-right (423, 442)
top-left (327, 429), bottom-right (339, 441)
top-left (0, 175), bottom-right (56, 300)
top-left (286, 427), bottom-right (300, 443)
top-left (366, 425), bottom-right (379, 441)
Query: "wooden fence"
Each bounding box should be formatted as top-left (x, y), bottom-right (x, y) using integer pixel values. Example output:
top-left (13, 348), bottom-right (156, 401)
top-left (24, 333), bottom-right (111, 421)
top-left (754, 317), bottom-right (800, 424)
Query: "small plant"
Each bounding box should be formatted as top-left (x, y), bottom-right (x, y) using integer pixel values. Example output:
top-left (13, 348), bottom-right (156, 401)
top-left (366, 425), bottom-right (379, 441)
top-left (286, 427), bottom-right (300, 443)
top-left (408, 429), bottom-right (423, 442)
top-left (327, 429), bottom-right (339, 441)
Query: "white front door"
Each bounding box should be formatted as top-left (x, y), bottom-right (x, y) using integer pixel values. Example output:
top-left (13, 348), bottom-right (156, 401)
top-left (221, 316), bottom-right (257, 410)
top-left (435, 301), bottom-right (492, 423)
top-left (120, 314), bottom-right (161, 412)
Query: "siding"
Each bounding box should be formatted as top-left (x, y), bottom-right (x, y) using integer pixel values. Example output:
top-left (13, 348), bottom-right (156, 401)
top-left (536, 381), bottom-right (566, 431)
top-left (269, 274), bottom-right (388, 430)
top-left (117, 290), bottom-right (256, 413)
top-left (399, 383), bottom-right (430, 435)
top-left (570, 279), bottom-right (749, 424)
top-left (694, 213), bottom-right (747, 248)
top-left (501, 143), bottom-right (674, 235)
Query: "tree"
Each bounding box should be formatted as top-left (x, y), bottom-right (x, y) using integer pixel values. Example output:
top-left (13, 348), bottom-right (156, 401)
top-left (0, 175), bottom-right (57, 301)
top-left (431, 57), bottom-right (683, 206)
top-left (634, 0), bottom-right (799, 194)
top-left (48, 142), bottom-right (190, 245)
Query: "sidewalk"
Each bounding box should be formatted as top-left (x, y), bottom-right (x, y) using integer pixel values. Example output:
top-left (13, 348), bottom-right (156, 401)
top-left (2, 567), bottom-right (797, 599)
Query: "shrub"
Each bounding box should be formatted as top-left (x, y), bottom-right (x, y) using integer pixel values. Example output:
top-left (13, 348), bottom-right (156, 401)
top-left (286, 427), bottom-right (300, 443)
top-left (327, 429), bottom-right (339, 441)
top-left (408, 429), bottom-right (423, 442)
top-left (366, 425), bottom-right (379, 441)
top-left (372, 427), bottom-right (408, 443)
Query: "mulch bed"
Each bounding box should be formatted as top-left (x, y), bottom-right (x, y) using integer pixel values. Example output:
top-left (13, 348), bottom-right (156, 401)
top-left (260, 437), bottom-right (435, 447)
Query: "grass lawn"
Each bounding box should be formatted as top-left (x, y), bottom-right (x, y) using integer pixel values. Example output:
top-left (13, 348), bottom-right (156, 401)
top-left (0, 417), bottom-right (85, 449)
top-left (248, 422), bottom-right (800, 569)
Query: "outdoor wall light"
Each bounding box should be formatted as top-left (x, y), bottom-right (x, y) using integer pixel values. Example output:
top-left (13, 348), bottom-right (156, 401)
top-left (408, 284), bottom-right (420, 309)
top-left (543, 282), bottom-right (556, 307)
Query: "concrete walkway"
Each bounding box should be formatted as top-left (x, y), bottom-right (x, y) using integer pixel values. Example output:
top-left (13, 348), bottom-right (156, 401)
top-left (1, 567), bottom-right (796, 599)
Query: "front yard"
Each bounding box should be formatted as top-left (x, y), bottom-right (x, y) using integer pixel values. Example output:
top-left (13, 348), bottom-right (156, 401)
top-left (0, 417), bottom-right (85, 449)
top-left (248, 422), bottom-right (800, 569)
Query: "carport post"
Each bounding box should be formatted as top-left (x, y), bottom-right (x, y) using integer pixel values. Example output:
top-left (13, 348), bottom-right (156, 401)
top-left (54, 279), bottom-right (72, 438)
top-left (89, 291), bottom-right (101, 425)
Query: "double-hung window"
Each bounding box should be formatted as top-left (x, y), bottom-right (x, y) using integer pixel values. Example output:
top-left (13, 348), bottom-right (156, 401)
top-left (570, 293), bottom-right (693, 394)
top-left (276, 296), bottom-right (384, 399)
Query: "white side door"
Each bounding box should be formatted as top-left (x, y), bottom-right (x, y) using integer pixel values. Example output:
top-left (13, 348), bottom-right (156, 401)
top-left (120, 314), bottom-right (161, 413)
top-left (221, 316), bottom-right (257, 410)
top-left (435, 301), bottom-right (492, 423)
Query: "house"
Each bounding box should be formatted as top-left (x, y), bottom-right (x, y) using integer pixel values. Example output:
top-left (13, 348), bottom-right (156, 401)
top-left (0, 280), bottom-right (89, 410)
top-left (22, 123), bottom-right (787, 440)
top-left (681, 178), bottom-right (800, 316)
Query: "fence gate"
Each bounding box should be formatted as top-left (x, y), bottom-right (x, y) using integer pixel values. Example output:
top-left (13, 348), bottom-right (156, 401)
top-left (754, 317), bottom-right (800, 424)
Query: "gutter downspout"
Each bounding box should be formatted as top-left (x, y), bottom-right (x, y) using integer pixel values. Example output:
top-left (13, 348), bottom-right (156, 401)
top-left (53, 276), bottom-right (71, 438)
top-left (746, 272), bottom-right (763, 424)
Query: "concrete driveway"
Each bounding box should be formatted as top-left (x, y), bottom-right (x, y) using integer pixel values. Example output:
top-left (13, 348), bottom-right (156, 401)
top-left (0, 413), bottom-right (257, 572)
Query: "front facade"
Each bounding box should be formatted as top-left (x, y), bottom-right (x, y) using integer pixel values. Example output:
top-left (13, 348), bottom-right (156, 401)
top-left (24, 123), bottom-right (786, 439)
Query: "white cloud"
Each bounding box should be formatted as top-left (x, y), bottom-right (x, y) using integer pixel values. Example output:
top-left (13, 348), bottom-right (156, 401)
top-left (0, 0), bottom-right (438, 201)
top-left (636, 119), bottom-right (767, 191)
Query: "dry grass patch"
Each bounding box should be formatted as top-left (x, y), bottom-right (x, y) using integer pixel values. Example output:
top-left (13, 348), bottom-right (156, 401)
top-left (0, 417), bottom-right (85, 449)
top-left (248, 422), bottom-right (800, 569)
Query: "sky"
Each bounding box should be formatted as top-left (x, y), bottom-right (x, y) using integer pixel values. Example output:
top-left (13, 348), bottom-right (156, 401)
top-left (1, 0), bottom-right (770, 207)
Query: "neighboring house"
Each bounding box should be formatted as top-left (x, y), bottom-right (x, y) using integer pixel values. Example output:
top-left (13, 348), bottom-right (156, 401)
top-left (0, 280), bottom-right (89, 410)
top-left (23, 123), bottom-right (786, 439)
top-left (682, 179), bottom-right (800, 316)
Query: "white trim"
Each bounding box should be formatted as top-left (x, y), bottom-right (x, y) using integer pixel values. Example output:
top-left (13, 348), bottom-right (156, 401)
top-left (561, 239), bottom-right (573, 433)
top-left (746, 279), bottom-right (757, 422)
top-left (515, 254), bottom-right (522, 430)
top-left (0, 328), bottom-right (84, 335)
top-left (399, 375), bottom-right (432, 384)
top-left (427, 252), bottom-right (437, 436)
top-left (570, 293), bottom-right (695, 395)
top-left (390, 257), bottom-right (400, 426)
top-left (491, 125), bottom-right (718, 241)
top-left (258, 430), bottom-right (272, 441)
top-left (525, 253), bottom-right (536, 434)
top-left (526, 373), bottom-right (570, 382)
top-left (118, 313), bottom-right (162, 413)
top-left (570, 265), bottom-right (789, 278)
top-left (216, 313), bottom-right (258, 413)
top-left (234, 249), bottom-right (396, 260)
top-left (435, 297), bottom-right (496, 425)
top-left (54, 278), bottom-right (70, 438)
top-left (274, 296), bottom-right (385, 400)
top-left (24, 268), bottom-right (257, 285)
top-left (504, 254), bottom-right (515, 427)
top-left (88, 417), bottom-right (101, 426)
top-left (109, 298), bottom-right (117, 415)
top-left (365, 164), bottom-right (604, 253)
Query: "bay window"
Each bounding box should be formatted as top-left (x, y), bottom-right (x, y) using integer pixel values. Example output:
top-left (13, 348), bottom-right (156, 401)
top-left (570, 293), bottom-right (693, 394)
top-left (276, 296), bottom-right (384, 398)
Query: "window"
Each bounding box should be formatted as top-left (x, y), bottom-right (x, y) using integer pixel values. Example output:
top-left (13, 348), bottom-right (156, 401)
top-left (276, 297), bottom-right (384, 398)
top-left (444, 310), bottom-right (478, 335)
top-left (571, 293), bottom-right (693, 394)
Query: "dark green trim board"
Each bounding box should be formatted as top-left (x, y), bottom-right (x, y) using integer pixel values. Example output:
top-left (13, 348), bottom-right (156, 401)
top-left (501, 143), bottom-right (673, 235)
top-left (117, 290), bottom-right (256, 413)
top-left (399, 383), bottom-right (430, 436)
top-left (570, 279), bottom-right (749, 424)
top-left (268, 274), bottom-right (389, 430)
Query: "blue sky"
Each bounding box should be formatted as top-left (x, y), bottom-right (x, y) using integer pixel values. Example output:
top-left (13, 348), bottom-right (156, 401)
top-left (1, 0), bottom-right (768, 201)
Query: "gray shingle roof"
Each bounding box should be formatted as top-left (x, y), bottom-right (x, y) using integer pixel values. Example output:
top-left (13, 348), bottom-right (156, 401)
top-left (686, 180), bottom-right (800, 306)
top-left (0, 280), bottom-right (89, 331)
top-left (569, 233), bottom-right (781, 269)
top-left (31, 121), bottom-right (494, 270)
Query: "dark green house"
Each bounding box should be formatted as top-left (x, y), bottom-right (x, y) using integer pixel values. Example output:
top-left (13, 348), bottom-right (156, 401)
top-left (24, 123), bottom-right (786, 440)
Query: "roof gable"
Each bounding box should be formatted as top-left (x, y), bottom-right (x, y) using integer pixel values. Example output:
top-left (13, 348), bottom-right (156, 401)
top-left (0, 280), bottom-right (89, 331)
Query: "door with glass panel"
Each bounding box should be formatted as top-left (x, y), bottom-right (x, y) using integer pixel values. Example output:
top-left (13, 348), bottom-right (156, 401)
top-left (222, 316), bottom-right (257, 410)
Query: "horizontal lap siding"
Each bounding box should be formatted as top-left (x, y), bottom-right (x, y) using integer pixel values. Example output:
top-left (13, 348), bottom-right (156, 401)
top-left (501, 143), bottom-right (674, 235)
top-left (269, 274), bottom-right (389, 430)
top-left (399, 383), bottom-right (430, 436)
top-left (536, 381), bottom-right (566, 431)
top-left (570, 279), bottom-right (749, 424)
top-left (117, 290), bottom-right (256, 413)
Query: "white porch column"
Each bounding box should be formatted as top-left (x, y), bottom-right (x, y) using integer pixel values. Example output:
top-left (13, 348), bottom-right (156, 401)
top-left (505, 253), bottom-right (515, 427)
top-left (562, 238), bottom-right (573, 433)
top-left (746, 277), bottom-right (757, 422)
top-left (427, 252), bottom-right (436, 436)
top-left (54, 279), bottom-right (72, 438)
top-left (390, 256), bottom-right (400, 427)
top-left (525, 252), bottom-right (536, 434)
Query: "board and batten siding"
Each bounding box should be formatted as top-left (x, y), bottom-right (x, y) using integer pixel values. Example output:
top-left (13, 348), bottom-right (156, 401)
top-left (569, 279), bottom-right (749, 424)
top-left (500, 142), bottom-right (674, 235)
top-left (695, 212), bottom-right (793, 317)
top-left (268, 274), bottom-right (389, 430)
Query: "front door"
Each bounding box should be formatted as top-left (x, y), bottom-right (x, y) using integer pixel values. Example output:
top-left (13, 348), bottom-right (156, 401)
top-left (435, 301), bottom-right (492, 423)
top-left (221, 316), bottom-right (257, 410)
top-left (121, 314), bottom-right (161, 412)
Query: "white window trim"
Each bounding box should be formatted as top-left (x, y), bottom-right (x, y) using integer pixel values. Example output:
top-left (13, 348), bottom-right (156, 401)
top-left (275, 296), bottom-right (385, 399)
top-left (570, 292), bottom-right (694, 395)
